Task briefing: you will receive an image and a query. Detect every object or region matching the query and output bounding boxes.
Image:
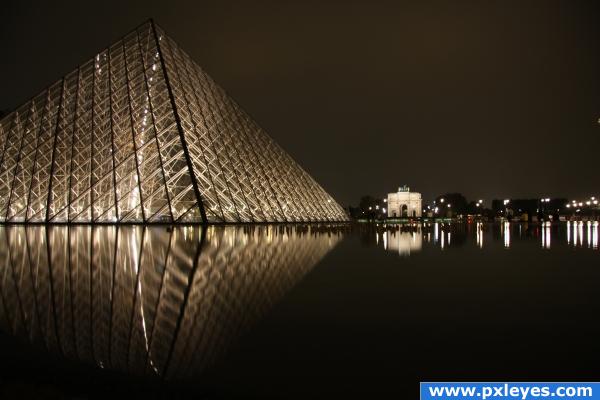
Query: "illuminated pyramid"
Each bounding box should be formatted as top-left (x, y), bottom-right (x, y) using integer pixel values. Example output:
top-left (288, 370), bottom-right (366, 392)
top-left (0, 20), bottom-right (347, 223)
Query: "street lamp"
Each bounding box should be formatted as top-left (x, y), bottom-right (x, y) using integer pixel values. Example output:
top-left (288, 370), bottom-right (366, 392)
top-left (502, 199), bottom-right (510, 219)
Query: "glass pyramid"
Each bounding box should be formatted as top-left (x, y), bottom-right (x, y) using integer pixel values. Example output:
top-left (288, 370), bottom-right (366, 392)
top-left (0, 20), bottom-right (347, 223)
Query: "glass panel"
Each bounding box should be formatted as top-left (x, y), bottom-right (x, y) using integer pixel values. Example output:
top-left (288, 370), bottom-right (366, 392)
top-left (6, 92), bottom-right (48, 221)
top-left (26, 81), bottom-right (63, 221)
top-left (0, 104), bottom-right (31, 220)
top-left (68, 61), bottom-right (94, 222)
top-left (47, 71), bottom-right (79, 222)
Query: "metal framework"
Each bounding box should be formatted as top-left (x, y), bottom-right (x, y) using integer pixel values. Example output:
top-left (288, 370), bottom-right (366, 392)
top-left (0, 20), bottom-right (347, 223)
top-left (0, 224), bottom-right (342, 377)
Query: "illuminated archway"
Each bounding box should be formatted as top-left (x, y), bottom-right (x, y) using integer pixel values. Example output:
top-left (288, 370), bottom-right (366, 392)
top-left (401, 204), bottom-right (408, 217)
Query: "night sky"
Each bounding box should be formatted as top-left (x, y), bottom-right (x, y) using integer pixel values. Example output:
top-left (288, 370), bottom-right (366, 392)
top-left (2, 0), bottom-right (599, 206)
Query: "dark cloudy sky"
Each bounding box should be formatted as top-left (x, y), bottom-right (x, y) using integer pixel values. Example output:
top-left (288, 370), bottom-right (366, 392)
top-left (2, 0), bottom-right (599, 206)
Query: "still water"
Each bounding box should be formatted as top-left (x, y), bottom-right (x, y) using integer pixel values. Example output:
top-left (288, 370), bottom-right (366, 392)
top-left (0, 222), bottom-right (599, 398)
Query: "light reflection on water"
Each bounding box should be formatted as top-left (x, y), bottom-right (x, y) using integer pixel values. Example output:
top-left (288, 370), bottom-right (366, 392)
top-left (371, 221), bottom-right (600, 254)
top-left (565, 221), bottom-right (599, 250)
top-left (381, 228), bottom-right (422, 255)
top-left (0, 225), bottom-right (343, 380)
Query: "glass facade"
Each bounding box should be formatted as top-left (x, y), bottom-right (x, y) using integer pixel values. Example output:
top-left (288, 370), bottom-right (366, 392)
top-left (0, 20), bottom-right (347, 223)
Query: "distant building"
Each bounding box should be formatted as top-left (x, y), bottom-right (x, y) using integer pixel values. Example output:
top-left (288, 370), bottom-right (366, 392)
top-left (387, 185), bottom-right (422, 218)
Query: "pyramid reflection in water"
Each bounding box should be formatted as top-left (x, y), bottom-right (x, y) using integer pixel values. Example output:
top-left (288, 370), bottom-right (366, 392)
top-left (0, 225), bottom-right (342, 378)
top-left (0, 20), bottom-right (346, 223)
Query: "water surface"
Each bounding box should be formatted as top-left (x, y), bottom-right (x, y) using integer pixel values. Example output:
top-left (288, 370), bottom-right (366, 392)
top-left (0, 222), bottom-right (598, 398)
